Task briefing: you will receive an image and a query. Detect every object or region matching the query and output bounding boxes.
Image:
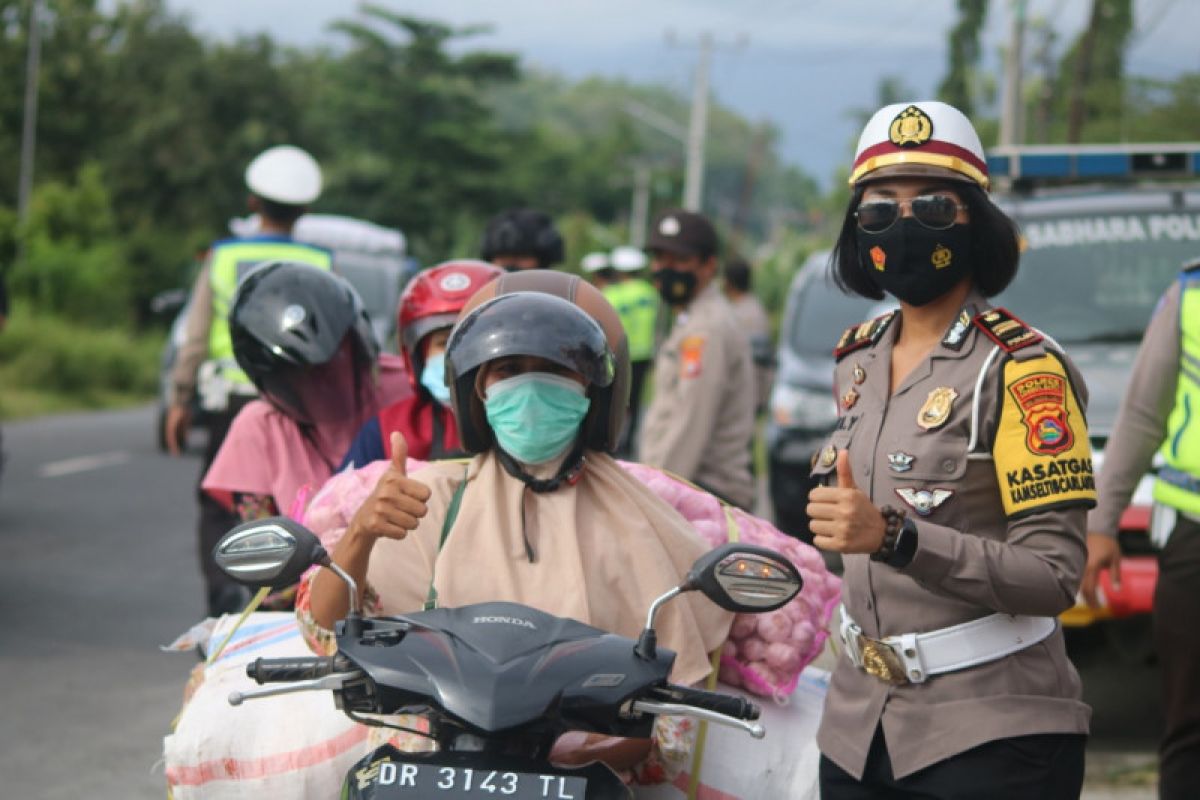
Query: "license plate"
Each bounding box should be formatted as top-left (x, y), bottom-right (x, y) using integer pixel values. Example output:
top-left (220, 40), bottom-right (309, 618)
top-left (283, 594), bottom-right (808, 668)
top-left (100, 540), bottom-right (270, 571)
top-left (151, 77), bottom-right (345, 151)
top-left (370, 761), bottom-right (588, 799)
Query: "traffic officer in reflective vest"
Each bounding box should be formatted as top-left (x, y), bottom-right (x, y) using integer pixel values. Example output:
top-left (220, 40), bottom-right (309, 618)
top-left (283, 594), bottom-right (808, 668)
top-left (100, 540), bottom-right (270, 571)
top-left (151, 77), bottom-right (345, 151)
top-left (637, 209), bottom-right (756, 509)
top-left (810, 101), bottom-right (1094, 798)
top-left (165, 144), bottom-right (332, 616)
top-left (582, 246), bottom-right (660, 455)
top-left (1085, 258), bottom-right (1200, 800)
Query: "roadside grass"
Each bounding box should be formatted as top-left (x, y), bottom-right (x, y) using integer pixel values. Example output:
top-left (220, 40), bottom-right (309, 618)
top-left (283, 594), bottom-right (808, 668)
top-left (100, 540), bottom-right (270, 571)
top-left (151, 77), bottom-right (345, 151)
top-left (0, 304), bottom-right (161, 420)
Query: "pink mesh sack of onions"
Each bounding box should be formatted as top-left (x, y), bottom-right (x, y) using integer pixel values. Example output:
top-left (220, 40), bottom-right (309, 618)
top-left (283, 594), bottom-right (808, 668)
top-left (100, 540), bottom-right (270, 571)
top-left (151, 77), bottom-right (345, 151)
top-left (618, 462), bottom-right (841, 702)
top-left (299, 458), bottom-right (840, 703)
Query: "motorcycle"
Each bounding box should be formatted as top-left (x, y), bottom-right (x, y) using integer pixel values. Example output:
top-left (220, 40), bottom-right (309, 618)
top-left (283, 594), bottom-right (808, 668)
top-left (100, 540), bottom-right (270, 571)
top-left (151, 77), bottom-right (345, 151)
top-left (211, 516), bottom-right (804, 800)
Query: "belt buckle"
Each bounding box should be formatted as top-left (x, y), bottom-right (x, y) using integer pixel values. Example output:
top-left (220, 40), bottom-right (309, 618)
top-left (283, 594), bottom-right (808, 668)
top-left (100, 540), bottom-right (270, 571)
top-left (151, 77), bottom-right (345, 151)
top-left (856, 634), bottom-right (908, 685)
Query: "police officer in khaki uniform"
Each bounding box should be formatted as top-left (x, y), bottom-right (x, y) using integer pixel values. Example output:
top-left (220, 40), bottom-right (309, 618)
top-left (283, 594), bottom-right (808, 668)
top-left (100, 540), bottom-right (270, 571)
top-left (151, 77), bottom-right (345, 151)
top-left (808, 101), bottom-right (1094, 798)
top-left (1084, 261), bottom-right (1200, 800)
top-left (636, 209), bottom-right (756, 510)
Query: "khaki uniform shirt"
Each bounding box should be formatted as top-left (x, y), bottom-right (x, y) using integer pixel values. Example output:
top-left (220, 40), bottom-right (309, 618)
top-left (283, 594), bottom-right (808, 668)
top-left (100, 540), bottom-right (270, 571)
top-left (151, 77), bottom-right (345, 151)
top-left (1089, 281), bottom-right (1182, 536)
top-left (638, 282), bottom-right (756, 509)
top-left (727, 292), bottom-right (773, 412)
top-left (170, 264), bottom-right (215, 407)
top-left (813, 291), bottom-right (1093, 779)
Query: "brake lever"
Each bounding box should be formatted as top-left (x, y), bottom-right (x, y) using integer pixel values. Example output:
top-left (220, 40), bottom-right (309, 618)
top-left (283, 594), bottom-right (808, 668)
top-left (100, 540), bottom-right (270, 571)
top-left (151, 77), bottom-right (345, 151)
top-left (228, 670), bottom-right (365, 706)
top-left (629, 699), bottom-right (766, 739)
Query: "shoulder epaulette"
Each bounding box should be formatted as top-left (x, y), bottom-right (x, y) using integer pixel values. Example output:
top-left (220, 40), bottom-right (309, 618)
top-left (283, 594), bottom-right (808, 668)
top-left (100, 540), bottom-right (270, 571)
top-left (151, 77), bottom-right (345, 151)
top-left (973, 307), bottom-right (1043, 353)
top-left (834, 310), bottom-right (896, 361)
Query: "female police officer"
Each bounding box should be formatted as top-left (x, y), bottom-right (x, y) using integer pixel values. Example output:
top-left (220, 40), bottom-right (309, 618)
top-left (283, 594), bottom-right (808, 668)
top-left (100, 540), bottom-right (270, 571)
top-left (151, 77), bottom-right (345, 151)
top-left (807, 101), bottom-right (1094, 798)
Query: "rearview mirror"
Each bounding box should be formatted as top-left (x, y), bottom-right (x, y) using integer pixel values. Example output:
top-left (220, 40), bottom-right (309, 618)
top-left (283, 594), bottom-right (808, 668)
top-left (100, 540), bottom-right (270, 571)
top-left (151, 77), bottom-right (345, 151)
top-left (686, 543), bottom-right (802, 613)
top-left (213, 516), bottom-right (327, 589)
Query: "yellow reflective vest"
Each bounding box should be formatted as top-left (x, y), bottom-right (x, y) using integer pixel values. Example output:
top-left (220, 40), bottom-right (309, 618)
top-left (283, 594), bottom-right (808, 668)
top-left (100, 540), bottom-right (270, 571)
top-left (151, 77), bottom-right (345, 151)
top-left (207, 236), bottom-right (333, 387)
top-left (1155, 270), bottom-right (1200, 515)
top-left (602, 278), bottom-right (659, 363)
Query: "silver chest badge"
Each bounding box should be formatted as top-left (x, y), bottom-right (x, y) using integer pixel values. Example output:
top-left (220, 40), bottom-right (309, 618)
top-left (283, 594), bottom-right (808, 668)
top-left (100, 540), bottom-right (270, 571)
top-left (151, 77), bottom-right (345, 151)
top-left (887, 452), bottom-right (915, 473)
top-left (895, 487), bottom-right (953, 516)
top-left (281, 304), bottom-right (307, 331)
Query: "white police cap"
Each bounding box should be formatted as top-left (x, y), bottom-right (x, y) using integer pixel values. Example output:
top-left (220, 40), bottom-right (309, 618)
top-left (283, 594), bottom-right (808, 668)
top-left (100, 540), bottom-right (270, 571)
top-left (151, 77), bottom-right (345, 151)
top-left (245, 145), bottom-right (323, 205)
top-left (850, 101), bottom-right (988, 189)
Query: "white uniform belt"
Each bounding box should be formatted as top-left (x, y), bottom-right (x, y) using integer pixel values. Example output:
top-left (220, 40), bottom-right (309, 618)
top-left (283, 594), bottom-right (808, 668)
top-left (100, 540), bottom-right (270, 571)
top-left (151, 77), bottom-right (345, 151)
top-left (839, 605), bottom-right (1057, 685)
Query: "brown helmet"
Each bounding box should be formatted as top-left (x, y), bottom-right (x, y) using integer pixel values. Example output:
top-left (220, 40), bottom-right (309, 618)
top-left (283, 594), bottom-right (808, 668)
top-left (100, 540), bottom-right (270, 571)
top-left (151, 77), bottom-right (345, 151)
top-left (445, 271), bottom-right (632, 454)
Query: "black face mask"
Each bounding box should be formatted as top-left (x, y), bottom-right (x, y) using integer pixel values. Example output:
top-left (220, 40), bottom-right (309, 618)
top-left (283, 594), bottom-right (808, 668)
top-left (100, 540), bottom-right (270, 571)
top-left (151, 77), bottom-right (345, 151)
top-left (856, 219), bottom-right (972, 306)
top-left (653, 267), bottom-right (698, 306)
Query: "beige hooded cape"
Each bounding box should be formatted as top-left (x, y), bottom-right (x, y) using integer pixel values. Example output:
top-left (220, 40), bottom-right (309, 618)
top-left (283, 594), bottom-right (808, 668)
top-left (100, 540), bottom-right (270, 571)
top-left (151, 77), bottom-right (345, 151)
top-left (364, 451), bottom-right (732, 685)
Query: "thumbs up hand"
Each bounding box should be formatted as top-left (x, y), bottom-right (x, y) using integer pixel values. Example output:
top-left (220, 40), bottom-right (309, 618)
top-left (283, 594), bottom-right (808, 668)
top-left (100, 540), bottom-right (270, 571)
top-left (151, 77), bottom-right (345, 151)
top-left (806, 449), bottom-right (888, 555)
top-left (347, 431), bottom-right (433, 543)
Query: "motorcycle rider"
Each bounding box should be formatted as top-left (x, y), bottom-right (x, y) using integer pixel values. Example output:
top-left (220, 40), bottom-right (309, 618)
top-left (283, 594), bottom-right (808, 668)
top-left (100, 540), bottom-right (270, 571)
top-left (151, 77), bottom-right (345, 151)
top-left (203, 262), bottom-right (399, 532)
top-left (340, 260), bottom-right (502, 468)
top-left (165, 145), bottom-right (332, 615)
top-left (479, 207), bottom-right (564, 271)
top-left (301, 270), bottom-right (732, 780)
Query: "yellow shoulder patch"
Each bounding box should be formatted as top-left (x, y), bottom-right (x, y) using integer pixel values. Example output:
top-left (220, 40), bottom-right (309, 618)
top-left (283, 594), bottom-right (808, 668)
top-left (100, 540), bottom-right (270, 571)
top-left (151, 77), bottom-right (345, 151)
top-left (993, 352), bottom-right (1096, 518)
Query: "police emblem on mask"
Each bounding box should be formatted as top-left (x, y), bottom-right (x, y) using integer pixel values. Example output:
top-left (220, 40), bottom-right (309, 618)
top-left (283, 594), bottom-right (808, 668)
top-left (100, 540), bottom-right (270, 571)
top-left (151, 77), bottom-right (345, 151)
top-left (1008, 371), bottom-right (1075, 456)
top-left (889, 105), bottom-right (934, 148)
top-left (659, 216), bottom-right (681, 236)
top-left (870, 246), bottom-right (887, 271)
top-left (281, 304), bottom-right (307, 331)
top-left (931, 244), bottom-right (953, 269)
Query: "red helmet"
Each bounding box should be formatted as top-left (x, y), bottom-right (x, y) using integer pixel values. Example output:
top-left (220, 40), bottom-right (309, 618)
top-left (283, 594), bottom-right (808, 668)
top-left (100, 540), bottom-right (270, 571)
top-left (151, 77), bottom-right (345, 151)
top-left (397, 260), bottom-right (503, 387)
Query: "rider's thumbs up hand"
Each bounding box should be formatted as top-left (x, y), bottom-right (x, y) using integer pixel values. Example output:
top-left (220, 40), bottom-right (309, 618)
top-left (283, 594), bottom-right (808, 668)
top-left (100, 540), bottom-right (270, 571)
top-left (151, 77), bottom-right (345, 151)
top-left (390, 431), bottom-right (409, 476)
top-left (348, 430), bottom-right (432, 543)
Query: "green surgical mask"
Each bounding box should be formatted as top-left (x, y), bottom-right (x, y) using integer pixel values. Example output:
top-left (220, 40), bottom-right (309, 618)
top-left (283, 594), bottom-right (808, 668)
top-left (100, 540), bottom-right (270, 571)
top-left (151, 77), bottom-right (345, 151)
top-left (484, 372), bottom-right (591, 464)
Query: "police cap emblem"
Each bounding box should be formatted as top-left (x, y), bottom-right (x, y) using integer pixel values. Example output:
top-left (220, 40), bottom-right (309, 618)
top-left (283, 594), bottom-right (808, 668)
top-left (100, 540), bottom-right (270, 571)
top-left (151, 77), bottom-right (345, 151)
top-left (889, 105), bottom-right (934, 148)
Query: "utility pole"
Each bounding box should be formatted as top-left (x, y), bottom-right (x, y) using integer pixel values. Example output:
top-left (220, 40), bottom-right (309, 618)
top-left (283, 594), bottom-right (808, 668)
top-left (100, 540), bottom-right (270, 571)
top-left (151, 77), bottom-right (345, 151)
top-left (999, 0), bottom-right (1027, 146)
top-left (629, 163), bottom-right (651, 249)
top-left (17, 0), bottom-right (44, 227)
top-left (682, 33), bottom-right (712, 212)
top-left (666, 31), bottom-right (746, 212)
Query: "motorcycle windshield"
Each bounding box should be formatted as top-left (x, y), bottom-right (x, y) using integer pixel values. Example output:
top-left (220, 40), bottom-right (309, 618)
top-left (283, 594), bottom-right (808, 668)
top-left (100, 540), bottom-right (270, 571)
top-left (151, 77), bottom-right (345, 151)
top-left (340, 601), bottom-right (674, 735)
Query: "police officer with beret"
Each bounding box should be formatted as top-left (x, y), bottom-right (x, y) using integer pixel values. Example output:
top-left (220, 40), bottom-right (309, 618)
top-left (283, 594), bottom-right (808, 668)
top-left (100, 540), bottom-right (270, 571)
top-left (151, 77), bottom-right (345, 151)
top-left (1084, 257), bottom-right (1200, 800)
top-left (636, 209), bottom-right (756, 510)
top-left (810, 101), bottom-right (1094, 798)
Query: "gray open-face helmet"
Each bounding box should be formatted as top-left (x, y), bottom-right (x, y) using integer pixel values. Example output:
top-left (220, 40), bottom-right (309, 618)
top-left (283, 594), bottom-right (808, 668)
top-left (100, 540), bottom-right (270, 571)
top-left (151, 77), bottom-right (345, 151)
top-left (444, 271), bottom-right (630, 454)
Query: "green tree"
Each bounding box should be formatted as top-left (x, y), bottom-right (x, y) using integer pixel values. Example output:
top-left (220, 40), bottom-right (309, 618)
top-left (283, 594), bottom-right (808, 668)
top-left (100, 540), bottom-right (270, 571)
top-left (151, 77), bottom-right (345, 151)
top-left (938, 0), bottom-right (989, 116)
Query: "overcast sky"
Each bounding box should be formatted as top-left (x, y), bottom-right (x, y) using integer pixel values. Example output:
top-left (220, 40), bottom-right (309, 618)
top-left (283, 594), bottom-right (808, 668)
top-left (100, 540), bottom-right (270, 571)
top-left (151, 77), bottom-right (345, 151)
top-left (163, 0), bottom-right (1199, 185)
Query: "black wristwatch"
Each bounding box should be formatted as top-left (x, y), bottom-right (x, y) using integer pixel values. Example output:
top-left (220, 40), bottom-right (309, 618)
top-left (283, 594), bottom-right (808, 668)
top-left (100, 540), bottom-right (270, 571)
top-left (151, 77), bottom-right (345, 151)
top-left (888, 516), bottom-right (919, 568)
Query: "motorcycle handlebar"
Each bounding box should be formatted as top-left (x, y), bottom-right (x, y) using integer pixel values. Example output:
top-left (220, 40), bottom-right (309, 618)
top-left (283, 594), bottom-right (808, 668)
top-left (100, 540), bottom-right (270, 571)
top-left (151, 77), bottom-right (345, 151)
top-left (658, 685), bottom-right (761, 721)
top-left (246, 655), bottom-right (349, 684)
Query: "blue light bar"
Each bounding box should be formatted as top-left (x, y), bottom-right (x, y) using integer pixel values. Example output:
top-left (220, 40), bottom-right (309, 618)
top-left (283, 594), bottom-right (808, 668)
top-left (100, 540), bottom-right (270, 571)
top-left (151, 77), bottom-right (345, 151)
top-left (987, 144), bottom-right (1200, 182)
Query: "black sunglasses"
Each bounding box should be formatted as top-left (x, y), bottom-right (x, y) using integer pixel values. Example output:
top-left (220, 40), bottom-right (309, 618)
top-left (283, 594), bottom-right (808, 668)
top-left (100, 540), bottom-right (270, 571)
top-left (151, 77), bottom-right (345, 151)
top-left (855, 194), bottom-right (967, 234)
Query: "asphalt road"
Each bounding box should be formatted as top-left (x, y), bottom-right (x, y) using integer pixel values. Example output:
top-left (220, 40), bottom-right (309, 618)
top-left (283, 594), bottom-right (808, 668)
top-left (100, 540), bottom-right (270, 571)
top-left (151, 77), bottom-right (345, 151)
top-left (0, 404), bottom-right (1165, 798)
top-left (0, 405), bottom-right (205, 799)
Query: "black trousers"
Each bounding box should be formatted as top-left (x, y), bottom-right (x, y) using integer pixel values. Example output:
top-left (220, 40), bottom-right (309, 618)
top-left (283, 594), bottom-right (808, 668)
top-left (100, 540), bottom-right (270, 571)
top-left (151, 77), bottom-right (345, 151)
top-left (1155, 515), bottom-right (1200, 800)
top-left (820, 725), bottom-right (1086, 800)
top-left (196, 395), bottom-right (254, 615)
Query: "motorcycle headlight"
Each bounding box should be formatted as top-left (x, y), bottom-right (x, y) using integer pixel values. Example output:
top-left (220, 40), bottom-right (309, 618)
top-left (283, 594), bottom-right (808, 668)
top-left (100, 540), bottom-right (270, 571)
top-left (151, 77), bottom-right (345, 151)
top-left (769, 383), bottom-right (838, 431)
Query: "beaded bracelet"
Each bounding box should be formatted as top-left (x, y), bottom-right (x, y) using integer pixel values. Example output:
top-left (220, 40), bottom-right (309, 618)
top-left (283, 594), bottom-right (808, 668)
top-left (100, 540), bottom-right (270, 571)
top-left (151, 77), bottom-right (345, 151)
top-left (871, 505), bottom-right (907, 563)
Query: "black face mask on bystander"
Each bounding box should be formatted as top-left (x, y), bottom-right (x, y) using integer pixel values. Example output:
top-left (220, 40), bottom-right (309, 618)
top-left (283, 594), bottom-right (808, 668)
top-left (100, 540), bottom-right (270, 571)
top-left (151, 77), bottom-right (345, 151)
top-left (653, 267), bottom-right (698, 306)
top-left (856, 219), bottom-right (972, 307)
